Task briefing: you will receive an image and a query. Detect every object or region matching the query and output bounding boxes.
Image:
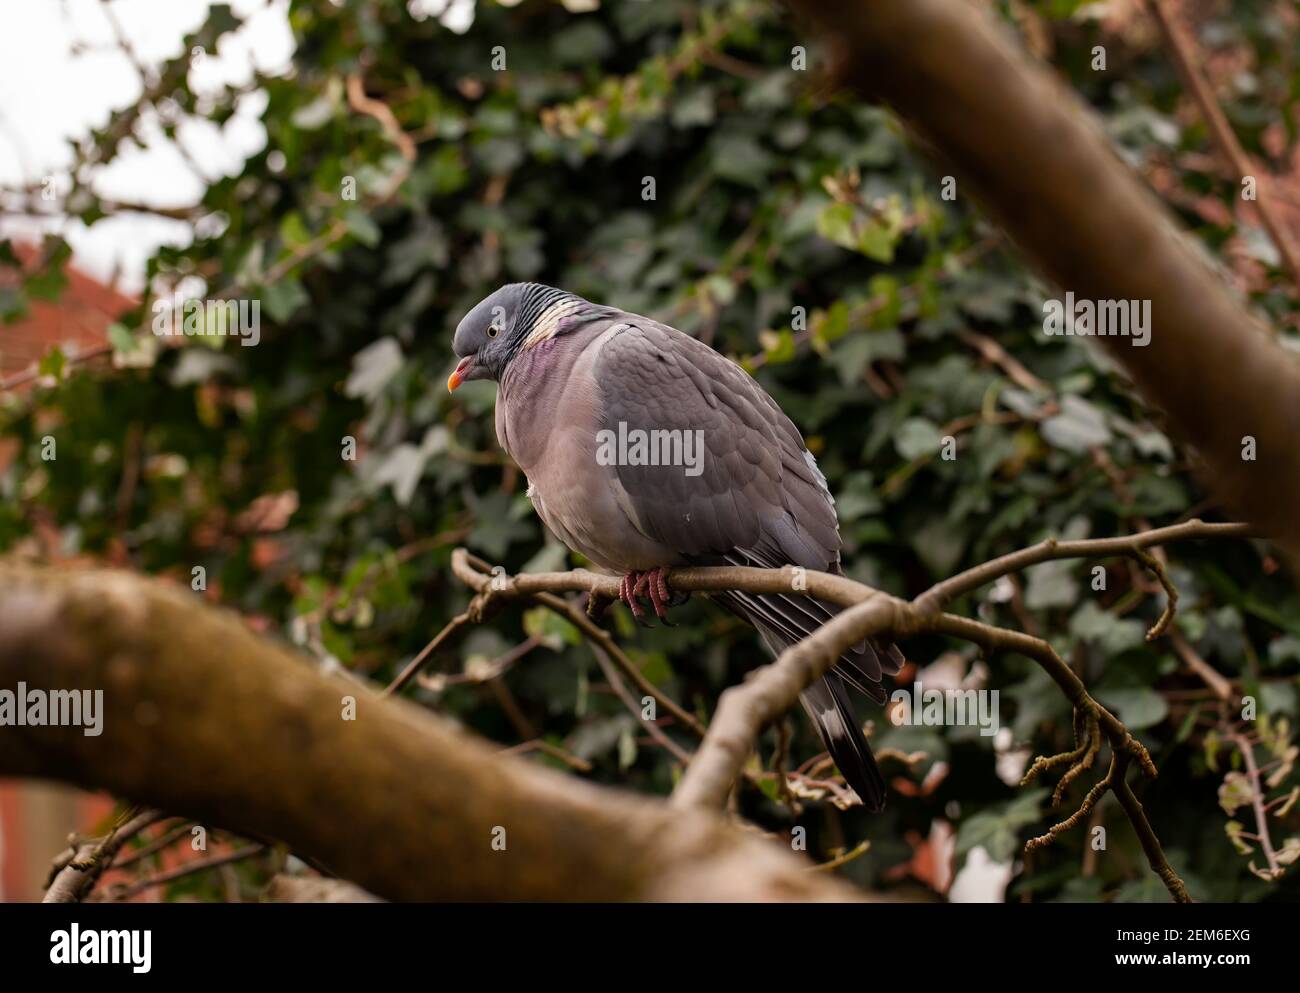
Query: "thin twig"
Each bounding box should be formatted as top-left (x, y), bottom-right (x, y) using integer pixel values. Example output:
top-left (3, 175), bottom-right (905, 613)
top-left (915, 520), bottom-right (1252, 612)
top-left (1170, 628), bottom-right (1233, 702)
top-left (111, 820), bottom-right (193, 870)
top-left (588, 640), bottom-right (695, 767)
top-left (43, 809), bottom-right (166, 903)
top-left (384, 610), bottom-right (473, 695)
top-left (1142, 0), bottom-right (1300, 291)
top-left (1232, 732), bottom-right (1282, 878)
top-left (809, 839), bottom-right (871, 873)
top-left (500, 738), bottom-right (593, 772)
top-left (534, 591), bottom-right (707, 739)
top-left (98, 845), bottom-right (266, 902)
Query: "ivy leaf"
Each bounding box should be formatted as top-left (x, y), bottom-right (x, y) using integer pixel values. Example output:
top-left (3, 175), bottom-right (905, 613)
top-left (522, 607), bottom-right (579, 651)
top-left (1094, 686), bottom-right (1169, 731)
top-left (1024, 559), bottom-right (1078, 609)
top-left (617, 724), bottom-right (638, 770)
top-left (368, 444), bottom-right (426, 506)
top-left (567, 715), bottom-right (635, 762)
top-left (911, 516), bottom-right (967, 577)
top-left (108, 322), bottom-right (157, 368)
top-left (1039, 395), bottom-right (1111, 453)
top-left (345, 209), bottom-right (382, 248)
top-left (810, 300), bottom-right (850, 349)
top-left (23, 261), bottom-right (68, 301)
top-left (956, 790), bottom-right (1048, 863)
top-left (757, 329), bottom-right (796, 364)
top-left (894, 417), bottom-right (944, 460)
top-left (1006, 668), bottom-right (1070, 738)
top-left (815, 202), bottom-right (856, 248)
top-left (466, 491), bottom-right (535, 559)
top-left (261, 278), bottom-right (309, 323)
top-left (38, 346), bottom-right (66, 382)
top-left (1070, 602), bottom-right (1147, 655)
top-left (857, 218), bottom-right (896, 263)
top-left (830, 330), bottom-right (903, 386)
top-left (1217, 771), bottom-right (1254, 815)
top-left (344, 337), bottom-right (404, 401)
top-left (107, 322), bottom-right (137, 356)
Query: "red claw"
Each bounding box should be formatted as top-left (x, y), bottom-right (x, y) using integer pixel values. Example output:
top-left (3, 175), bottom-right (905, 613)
top-left (618, 567), bottom-right (675, 625)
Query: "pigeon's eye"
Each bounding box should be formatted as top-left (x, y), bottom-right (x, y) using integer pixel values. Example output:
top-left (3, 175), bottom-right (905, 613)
top-left (487, 324), bottom-right (500, 338)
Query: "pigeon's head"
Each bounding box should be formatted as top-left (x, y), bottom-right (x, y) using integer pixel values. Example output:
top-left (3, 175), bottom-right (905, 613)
top-left (448, 282), bottom-right (580, 390)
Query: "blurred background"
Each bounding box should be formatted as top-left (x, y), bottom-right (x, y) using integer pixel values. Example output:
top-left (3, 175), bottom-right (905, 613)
top-left (0, 0), bottom-right (1297, 901)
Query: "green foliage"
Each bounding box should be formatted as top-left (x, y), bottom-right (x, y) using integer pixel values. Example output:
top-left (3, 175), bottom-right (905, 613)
top-left (1, 0), bottom-right (1298, 902)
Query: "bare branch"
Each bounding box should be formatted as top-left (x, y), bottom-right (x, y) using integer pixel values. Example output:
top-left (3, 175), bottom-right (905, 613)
top-left (384, 610), bottom-right (473, 696)
top-left (43, 809), bottom-right (166, 903)
top-left (671, 595), bottom-right (909, 809)
top-left (450, 546), bottom-right (880, 611)
top-left (916, 519), bottom-right (1253, 612)
top-left (1232, 732), bottom-right (1283, 879)
top-left (441, 513), bottom-right (1254, 901)
top-left (1110, 756), bottom-right (1193, 902)
top-left (97, 845), bottom-right (267, 903)
top-left (1141, 0), bottom-right (1300, 290)
top-left (0, 564), bottom-right (861, 901)
top-left (1170, 628), bottom-right (1234, 702)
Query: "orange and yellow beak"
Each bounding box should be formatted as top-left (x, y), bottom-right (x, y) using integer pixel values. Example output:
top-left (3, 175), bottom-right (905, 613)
top-left (447, 355), bottom-right (474, 392)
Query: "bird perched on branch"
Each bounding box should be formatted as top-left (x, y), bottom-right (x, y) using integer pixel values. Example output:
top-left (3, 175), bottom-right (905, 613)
top-left (448, 282), bottom-right (903, 810)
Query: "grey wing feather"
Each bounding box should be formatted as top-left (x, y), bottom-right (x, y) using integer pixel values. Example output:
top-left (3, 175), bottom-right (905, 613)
top-left (593, 317), bottom-right (840, 567)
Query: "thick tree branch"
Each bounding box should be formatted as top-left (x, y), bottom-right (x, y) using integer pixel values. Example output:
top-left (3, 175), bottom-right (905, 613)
top-left (10, 518), bottom-right (1247, 902)
top-left (787, 0), bottom-right (1300, 565)
top-left (0, 564), bottom-right (860, 902)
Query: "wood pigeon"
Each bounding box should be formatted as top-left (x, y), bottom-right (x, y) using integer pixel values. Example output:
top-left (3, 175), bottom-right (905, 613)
top-left (449, 282), bottom-right (903, 810)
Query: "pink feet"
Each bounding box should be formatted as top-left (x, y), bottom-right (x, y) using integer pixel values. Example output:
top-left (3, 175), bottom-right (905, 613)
top-left (618, 567), bottom-right (675, 625)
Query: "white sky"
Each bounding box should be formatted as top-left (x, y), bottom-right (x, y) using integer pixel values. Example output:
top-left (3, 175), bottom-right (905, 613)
top-left (0, 0), bottom-right (474, 294)
top-left (0, 0), bottom-right (304, 291)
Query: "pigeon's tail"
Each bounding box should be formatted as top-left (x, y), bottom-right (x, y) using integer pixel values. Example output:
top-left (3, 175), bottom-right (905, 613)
top-left (736, 597), bottom-right (903, 812)
top-left (799, 671), bottom-right (887, 813)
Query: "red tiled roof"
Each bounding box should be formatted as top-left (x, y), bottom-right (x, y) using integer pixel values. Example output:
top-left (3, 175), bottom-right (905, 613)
top-left (0, 242), bottom-right (136, 382)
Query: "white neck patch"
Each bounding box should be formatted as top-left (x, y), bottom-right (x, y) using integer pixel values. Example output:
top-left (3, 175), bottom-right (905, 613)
top-left (521, 298), bottom-right (586, 349)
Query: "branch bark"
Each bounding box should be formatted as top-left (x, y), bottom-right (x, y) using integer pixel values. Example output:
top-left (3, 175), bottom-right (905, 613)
top-left (43, 809), bottom-right (166, 904)
top-left (787, 0), bottom-right (1300, 565)
top-left (0, 564), bottom-right (860, 902)
top-left (7, 513), bottom-right (1246, 902)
